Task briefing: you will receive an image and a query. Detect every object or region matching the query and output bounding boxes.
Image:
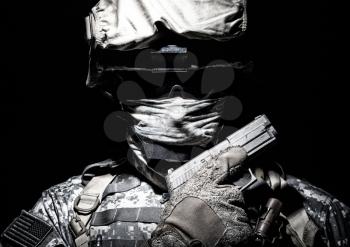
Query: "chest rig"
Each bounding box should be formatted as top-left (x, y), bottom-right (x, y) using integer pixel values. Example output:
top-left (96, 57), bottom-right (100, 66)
top-left (69, 159), bottom-right (164, 247)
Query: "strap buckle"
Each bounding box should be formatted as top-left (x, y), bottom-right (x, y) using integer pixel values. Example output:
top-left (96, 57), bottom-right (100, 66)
top-left (74, 193), bottom-right (100, 215)
top-left (69, 216), bottom-right (87, 237)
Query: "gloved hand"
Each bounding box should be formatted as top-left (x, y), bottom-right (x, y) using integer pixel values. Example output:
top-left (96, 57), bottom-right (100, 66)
top-left (149, 146), bottom-right (253, 247)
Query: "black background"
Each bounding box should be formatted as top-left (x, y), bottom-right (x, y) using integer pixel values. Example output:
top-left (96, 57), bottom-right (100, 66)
top-left (1, 0), bottom-right (341, 232)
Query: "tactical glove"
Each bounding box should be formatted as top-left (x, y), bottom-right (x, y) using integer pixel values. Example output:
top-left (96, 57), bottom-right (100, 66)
top-left (149, 147), bottom-right (252, 247)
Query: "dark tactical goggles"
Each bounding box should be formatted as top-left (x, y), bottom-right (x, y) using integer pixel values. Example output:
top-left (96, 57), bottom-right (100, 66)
top-left (87, 38), bottom-right (252, 101)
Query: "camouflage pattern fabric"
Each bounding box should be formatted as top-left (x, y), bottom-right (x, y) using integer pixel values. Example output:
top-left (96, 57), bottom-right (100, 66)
top-left (2, 161), bottom-right (350, 247)
top-left (287, 176), bottom-right (350, 247)
top-left (29, 168), bottom-right (163, 247)
top-left (89, 174), bottom-right (163, 244)
top-left (31, 176), bottom-right (83, 247)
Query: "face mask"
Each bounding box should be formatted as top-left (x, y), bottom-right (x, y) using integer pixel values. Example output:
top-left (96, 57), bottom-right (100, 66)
top-left (123, 96), bottom-right (224, 190)
top-left (124, 96), bottom-right (223, 161)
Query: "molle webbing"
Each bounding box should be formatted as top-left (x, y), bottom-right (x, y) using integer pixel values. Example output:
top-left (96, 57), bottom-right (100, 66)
top-left (91, 207), bottom-right (162, 226)
top-left (89, 239), bottom-right (146, 247)
top-left (102, 176), bottom-right (141, 199)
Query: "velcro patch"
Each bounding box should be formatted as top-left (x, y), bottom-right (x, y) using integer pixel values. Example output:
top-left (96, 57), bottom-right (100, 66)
top-left (2, 210), bottom-right (52, 247)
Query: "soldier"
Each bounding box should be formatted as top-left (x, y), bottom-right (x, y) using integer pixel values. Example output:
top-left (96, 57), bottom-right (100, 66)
top-left (1, 0), bottom-right (349, 247)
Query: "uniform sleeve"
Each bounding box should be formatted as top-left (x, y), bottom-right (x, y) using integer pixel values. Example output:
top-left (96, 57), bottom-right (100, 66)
top-left (30, 192), bottom-right (71, 247)
top-left (287, 176), bottom-right (350, 247)
top-left (1, 176), bottom-right (83, 247)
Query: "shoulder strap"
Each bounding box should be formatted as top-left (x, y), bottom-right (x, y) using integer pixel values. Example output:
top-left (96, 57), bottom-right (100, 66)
top-left (284, 208), bottom-right (319, 247)
top-left (70, 172), bottom-right (116, 247)
top-left (251, 165), bottom-right (319, 247)
top-left (264, 169), bottom-right (319, 247)
top-left (81, 158), bottom-right (126, 186)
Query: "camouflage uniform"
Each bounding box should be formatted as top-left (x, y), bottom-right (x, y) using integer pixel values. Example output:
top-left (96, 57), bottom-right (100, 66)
top-left (2, 158), bottom-right (349, 247)
top-left (1, 0), bottom-right (349, 245)
top-left (287, 176), bottom-right (350, 247)
top-left (20, 164), bottom-right (164, 247)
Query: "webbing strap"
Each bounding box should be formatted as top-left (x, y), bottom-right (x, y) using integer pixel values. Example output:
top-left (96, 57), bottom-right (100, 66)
top-left (287, 208), bottom-right (319, 247)
top-left (75, 174), bottom-right (115, 214)
top-left (81, 159), bottom-right (122, 186)
top-left (263, 168), bottom-right (318, 246)
top-left (89, 239), bottom-right (146, 247)
top-left (91, 207), bottom-right (162, 226)
top-left (267, 170), bottom-right (281, 191)
top-left (101, 176), bottom-right (141, 200)
top-left (84, 16), bottom-right (91, 41)
top-left (252, 167), bottom-right (286, 192)
top-left (70, 173), bottom-right (116, 247)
